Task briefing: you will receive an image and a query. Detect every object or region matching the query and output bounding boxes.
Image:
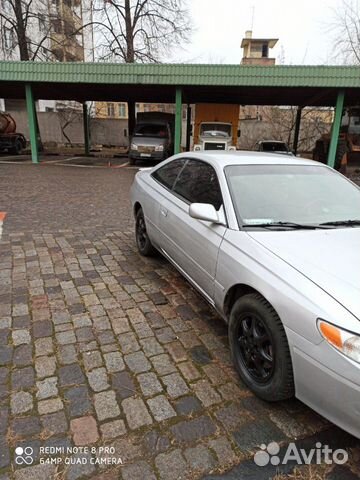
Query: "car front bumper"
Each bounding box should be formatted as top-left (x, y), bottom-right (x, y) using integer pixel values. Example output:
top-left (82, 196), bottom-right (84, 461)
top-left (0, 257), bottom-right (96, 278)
top-left (129, 151), bottom-right (165, 161)
top-left (288, 327), bottom-right (360, 439)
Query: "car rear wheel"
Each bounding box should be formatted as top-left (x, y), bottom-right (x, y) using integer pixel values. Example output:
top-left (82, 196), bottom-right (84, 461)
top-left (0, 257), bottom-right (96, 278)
top-left (135, 208), bottom-right (156, 256)
top-left (229, 293), bottom-right (294, 401)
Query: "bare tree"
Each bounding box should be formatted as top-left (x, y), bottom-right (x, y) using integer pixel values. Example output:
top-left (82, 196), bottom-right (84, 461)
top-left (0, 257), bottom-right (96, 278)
top-left (332, 0), bottom-right (360, 64)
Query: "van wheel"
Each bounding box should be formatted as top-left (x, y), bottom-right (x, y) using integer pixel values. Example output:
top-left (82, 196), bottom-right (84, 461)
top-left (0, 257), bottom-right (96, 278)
top-left (135, 208), bottom-right (156, 256)
top-left (11, 138), bottom-right (23, 155)
top-left (229, 293), bottom-right (294, 401)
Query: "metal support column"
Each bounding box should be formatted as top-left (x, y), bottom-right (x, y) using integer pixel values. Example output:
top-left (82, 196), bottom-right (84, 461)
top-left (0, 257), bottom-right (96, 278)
top-left (293, 107), bottom-right (302, 155)
top-left (83, 102), bottom-right (90, 156)
top-left (328, 90), bottom-right (345, 168)
top-left (174, 87), bottom-right (182, 154)
top-left (25, 84), bottom-right (39, 164)
top-left (186, 104), bottom-right (191, 151)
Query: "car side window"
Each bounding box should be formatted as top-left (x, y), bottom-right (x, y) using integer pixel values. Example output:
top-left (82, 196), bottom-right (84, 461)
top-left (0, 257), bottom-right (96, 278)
top-left (151, 159), bottom-right (185, 189)
top-left (173, 159), bottom-right (223, 210)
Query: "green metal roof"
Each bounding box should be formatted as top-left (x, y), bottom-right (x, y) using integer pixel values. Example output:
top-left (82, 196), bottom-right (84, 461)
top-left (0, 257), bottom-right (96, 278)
top-left (1, 61), bottom-right (360, 87)
top-left (1, 61), bottom-right (360, 106)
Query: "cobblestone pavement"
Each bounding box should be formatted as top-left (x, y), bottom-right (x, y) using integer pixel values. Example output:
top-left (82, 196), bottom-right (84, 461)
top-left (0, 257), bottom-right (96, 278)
top-left (0, 163), bottom-right (359, 480)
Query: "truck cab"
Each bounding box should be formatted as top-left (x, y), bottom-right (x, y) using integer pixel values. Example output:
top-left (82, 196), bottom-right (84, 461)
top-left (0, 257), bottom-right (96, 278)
top-left (194, 122), bottom-right (236, 151)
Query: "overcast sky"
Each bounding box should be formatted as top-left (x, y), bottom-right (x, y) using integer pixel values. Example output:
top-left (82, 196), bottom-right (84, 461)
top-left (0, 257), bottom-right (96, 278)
top-left (171, 0), bottom-right (342, 65)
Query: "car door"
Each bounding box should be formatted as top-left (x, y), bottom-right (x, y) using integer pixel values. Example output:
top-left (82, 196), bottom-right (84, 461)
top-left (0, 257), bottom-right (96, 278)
top-left (158, 158), bottom-right (226, 303)
top-left (145, 158), bottom-right (186, 247)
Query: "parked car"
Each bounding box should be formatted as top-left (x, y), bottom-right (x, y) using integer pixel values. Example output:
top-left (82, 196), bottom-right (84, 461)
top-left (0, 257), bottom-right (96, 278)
top-left (256, 140), bottom-right (294, 155)
top-left (131, 151), bottom-right (360, 439)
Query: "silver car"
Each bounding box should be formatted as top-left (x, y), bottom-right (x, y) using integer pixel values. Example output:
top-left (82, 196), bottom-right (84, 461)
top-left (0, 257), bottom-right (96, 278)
top-left (130, 151), bottom-right (360, 438)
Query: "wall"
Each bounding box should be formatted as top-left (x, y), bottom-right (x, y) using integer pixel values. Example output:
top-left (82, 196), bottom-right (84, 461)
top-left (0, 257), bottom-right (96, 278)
top-left (8, 110), bottom-right (129, 147)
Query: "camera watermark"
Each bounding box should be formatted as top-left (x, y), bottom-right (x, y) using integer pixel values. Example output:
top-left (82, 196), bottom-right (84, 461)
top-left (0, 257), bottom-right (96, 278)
top-left (254, 441), bottom-right (348, 467)
top-left (15, 446), bottom-right (34, 466)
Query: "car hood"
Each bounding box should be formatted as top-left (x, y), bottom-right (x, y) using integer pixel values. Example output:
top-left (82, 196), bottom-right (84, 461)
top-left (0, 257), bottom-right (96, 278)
top-left (248, 228), bottom-right (360, 320)
top-left (131, 137), bottom-right (167, 147)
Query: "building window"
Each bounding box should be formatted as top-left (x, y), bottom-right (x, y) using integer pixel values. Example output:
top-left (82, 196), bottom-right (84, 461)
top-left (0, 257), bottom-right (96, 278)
top-left (262, 43), bottom-right (269, 58)
top-left (107, 103), bottom-right (115, 117)
top-left (4, 27), bottom-right (15, 50)
top-left (118, 103), bottom-right (126, 117)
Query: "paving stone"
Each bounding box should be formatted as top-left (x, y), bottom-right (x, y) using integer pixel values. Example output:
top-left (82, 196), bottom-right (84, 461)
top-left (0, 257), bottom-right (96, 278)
top-left (35, 355), bottom-right (56, 378)
top-left (35, 337), bottom-right (54, 356)
top-left (76, 326), bottom-right (95, 342)
top-left (11, 366), bottom-right (35, 390)
top-left (118, 332), bottom-right (140, 353)
top-left (104, 351), bottom-right (125, 372)
top-left (38, 397), bottom-right (64, 414)
top-left (36, 376), bottom-right (58, 399)
top-left (65, 452), bottom-right (95, 480)
top-left (56, 329), bottom-right (77, 344)
top-left (0, 408), bottom-right (8, 435)
top-left (59, 363), bottom-right (86, 387)
top-left (94, 390), bottom-right (120, 421)
top-left (41, 410), bottom-right (68, 435)
top-left (269, 410), bottom-right (312, 438)
top-left (87, 367), bottom-right (109, 392)
top-left (73, 314), bottom-right (92, 328)
top-left (58, 344), bottom-right (78, 364)
top-left (137, 372), bottom-right (163, 397)
top-left (14, 463), bottom-right (56, 480)
top-left (151, 354), bottom-right (177, 376)
top-left (178, 331), bottom-right (201, 349)
top-left (208, 436), bottom-right (238, 464)
top-left (0, 438), bottom-right (9, 469)
top-left (0, 344), bottom-right (13, 365)
top-left (11, 416), bottom-right (41, 437)
top-left (122, 397), bottom-right (153, 429)
top-left (184, 445), bottom-right (216, 473)
top-left (155, 327), bottom-right (177, 344)
top-left (155, 449), bottom-right (189, 480)
top-left (33, 320), bottom-right (53, 338)
top-left (178, 361), bottom-right (201, 381)
top-left (170, 415), bottom-right (217, 443)
top-left (215, 403), bottom-right (252, 431)
top-left (111, 317), bottom-right (131, 334)
top-left (143, 430), bottom-right (170, 455)
top-left (174, 396), bottom-right (202, 416)
top-left (0, 317), bottom-right (11, 329)
top-left (122, 461), bottom-right (156, 480)
top-left (200, 333), bottom-right (225, 351)
top-left (162, 372), bottom-right (189, 398)
top-left (124, 351), bottom-right (151, 373)
top-left (13, 344), bottom-right (30, 365)
top-left (64, 385), bottom-right (92, 417)
top-left (166, 341), bottom-right (187, 363)
top-left (100, 419), bottom-right (127, 440)
top-left (0, 368), bottom-right (8, 384)
top-left (112, 371), bottom-right (137, 399)
top-left (218, 382), bottom-right (247, 401)
top-left (71, 415), bottom-right (99, 445)
top-left (232, 418), bottom-right (286, 452)
top-left (193, 379), bottom-right (222, 407)
top-left (145, 311), bottom-right (166, 328)
top-left (11, 391), bottom-right (33, 414)
top-left (176, 304), bottom-right (196, 320)
top-left (83, 350), bottom-right (103, 370)
top-left (147, 395), bottom-right (176, 422)
top-left (139, 337), bottom-right (164, 357)
top-left (133, 321), bottom-right (154, 339)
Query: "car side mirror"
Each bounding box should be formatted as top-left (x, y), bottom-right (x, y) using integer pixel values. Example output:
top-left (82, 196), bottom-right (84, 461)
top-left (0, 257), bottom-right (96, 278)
top-left (189, 203), bottom-right (220, 223)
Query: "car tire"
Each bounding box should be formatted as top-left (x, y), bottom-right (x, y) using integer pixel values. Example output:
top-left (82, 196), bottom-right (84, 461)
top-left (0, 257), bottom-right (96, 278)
top-left (11, 138), bottom-right (23, 155)
top-left (129, 157), bottom-right (136, 165)
top-left (135, 208), bottom-right (156, 256)
top-left (229, 293), bottom-right (294, 401)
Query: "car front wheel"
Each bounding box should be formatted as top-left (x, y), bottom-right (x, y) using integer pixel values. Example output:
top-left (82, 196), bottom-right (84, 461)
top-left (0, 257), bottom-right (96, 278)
top-left (135, 208), bottom-right (156, 256)
top-left (229, 293), bottom-right (294, 401)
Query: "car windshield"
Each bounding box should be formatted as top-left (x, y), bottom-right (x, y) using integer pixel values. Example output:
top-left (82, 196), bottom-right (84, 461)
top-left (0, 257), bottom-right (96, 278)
top-left (134, 124), bottom-right (168, 138)
top-left (225, 164), bottom-right (360, 227)
top-left (200, 123), bottom-right (231, 137)
top-left (261, 142), bottom-right (288, 152)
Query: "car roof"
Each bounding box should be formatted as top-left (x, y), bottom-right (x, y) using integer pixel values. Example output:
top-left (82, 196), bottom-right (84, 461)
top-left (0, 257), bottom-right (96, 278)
top-left (171, 151), bottom-right (323, 167)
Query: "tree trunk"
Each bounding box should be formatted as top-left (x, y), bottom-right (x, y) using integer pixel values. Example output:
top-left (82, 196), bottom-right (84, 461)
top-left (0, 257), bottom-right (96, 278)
top-left (124, 0), bottom-right (135, 62)
top-left (14, 0), bottom-right (29, 60)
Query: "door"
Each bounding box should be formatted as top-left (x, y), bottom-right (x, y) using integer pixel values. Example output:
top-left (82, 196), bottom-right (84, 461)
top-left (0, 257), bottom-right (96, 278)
top-left (159, 159), bottom-right (226, 302)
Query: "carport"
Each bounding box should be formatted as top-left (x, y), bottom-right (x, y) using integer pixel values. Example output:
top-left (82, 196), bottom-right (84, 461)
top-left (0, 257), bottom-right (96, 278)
top-left (1, 61), bottom-right (360, 166)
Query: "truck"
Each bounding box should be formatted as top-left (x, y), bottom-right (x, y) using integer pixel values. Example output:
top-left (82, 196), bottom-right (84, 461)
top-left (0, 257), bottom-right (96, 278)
top-left (192, 104), bottom-right (240, 151)
top-left (129, 112), bottom-right (175, 165)
top-left (0, 112), bottom-right (27, 154)
top-left (313, 107), bottom-right (360, 173)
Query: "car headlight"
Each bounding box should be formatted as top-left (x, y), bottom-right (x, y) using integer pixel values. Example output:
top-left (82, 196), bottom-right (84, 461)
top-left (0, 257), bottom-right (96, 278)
top-left (318, 319), bottom-right (360, 363)
top-left (130, 143), bottom-right (138, 151)
top-left (155, 145), bottom-right (164, 152)
top-left (228, 146), bottom-right (236, 151)
top-left (194, 145), bottom-right (201, 151)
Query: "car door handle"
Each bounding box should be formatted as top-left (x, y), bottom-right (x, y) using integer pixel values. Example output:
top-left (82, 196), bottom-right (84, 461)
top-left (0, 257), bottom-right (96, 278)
top-left (160, 208), bottom-right (168, 217)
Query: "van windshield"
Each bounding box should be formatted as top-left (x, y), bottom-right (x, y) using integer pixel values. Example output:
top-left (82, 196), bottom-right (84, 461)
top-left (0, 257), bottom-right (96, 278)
top-left (134, 124), bottom-right (168, 138)
top-left (200, 123), bottom-right (231, 137)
